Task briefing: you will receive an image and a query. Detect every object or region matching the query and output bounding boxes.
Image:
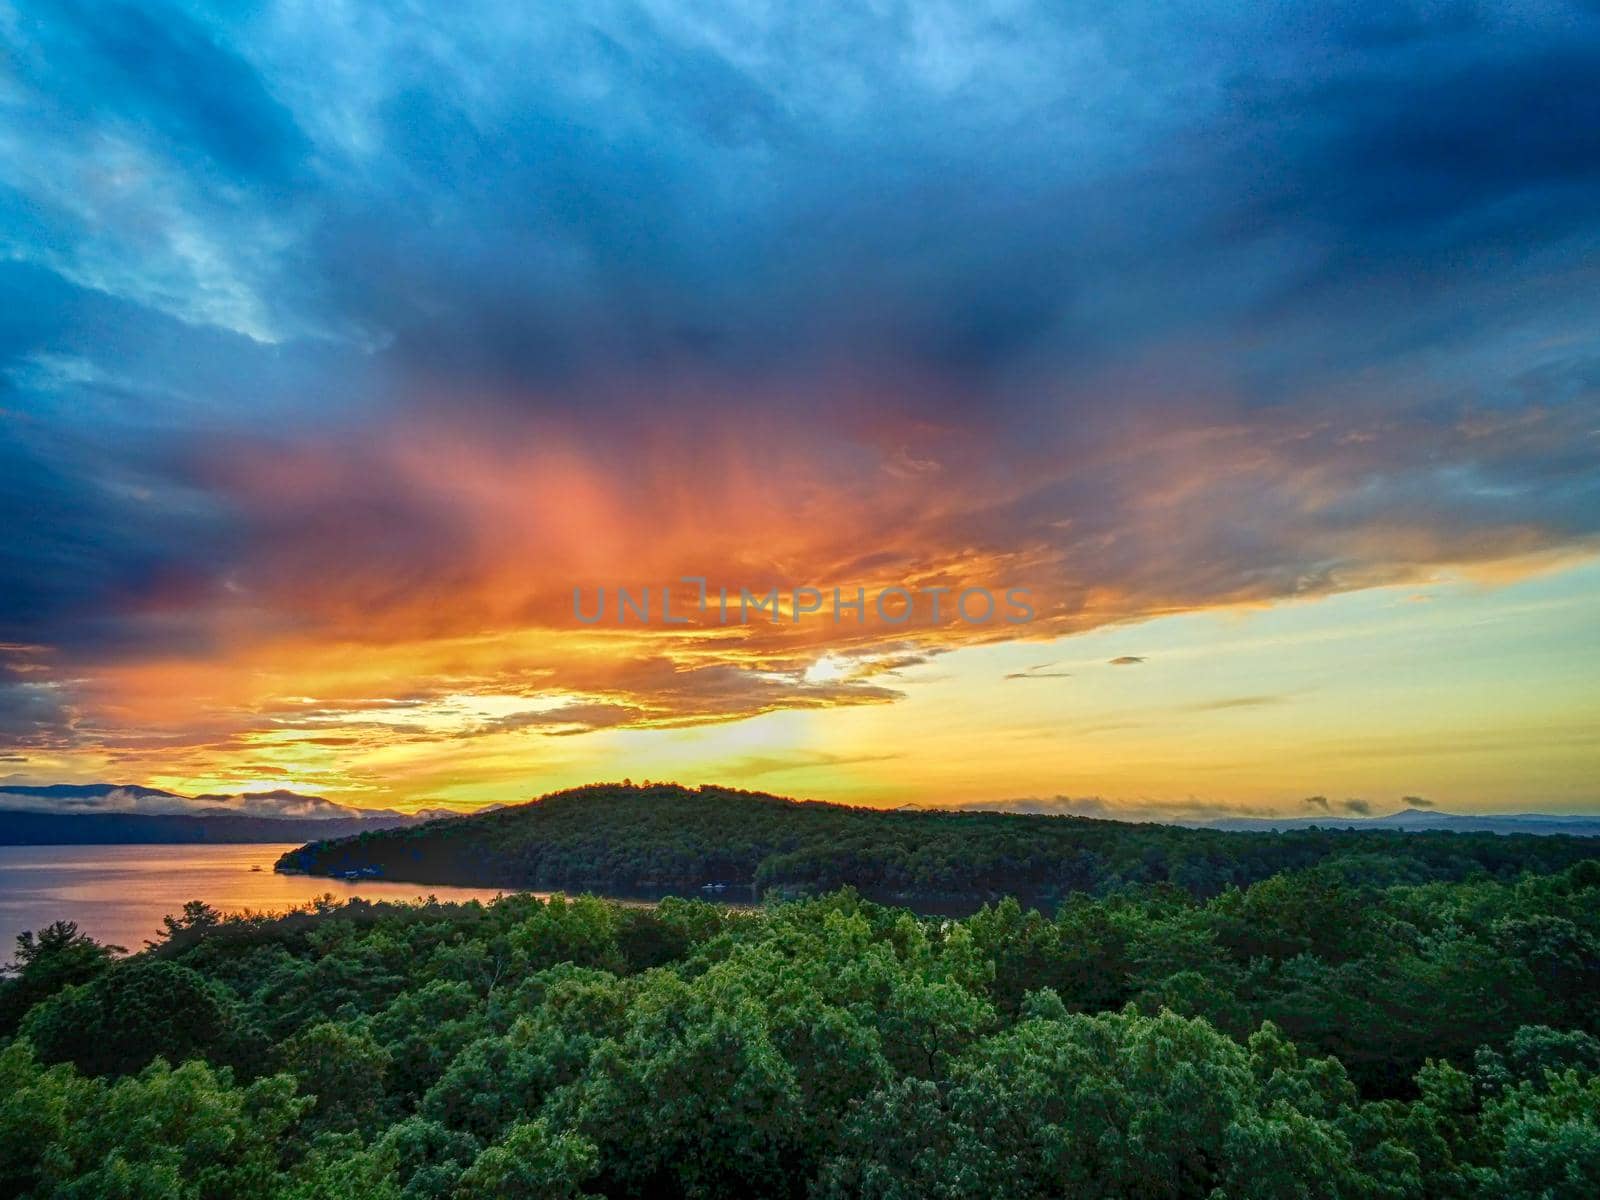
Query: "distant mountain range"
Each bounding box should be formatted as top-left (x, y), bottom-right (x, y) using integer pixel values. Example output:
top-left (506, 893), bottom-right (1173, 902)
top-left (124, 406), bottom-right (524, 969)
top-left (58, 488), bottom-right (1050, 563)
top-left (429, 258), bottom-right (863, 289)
top-left (1192, 808), bottom-right (1600, 837)
top-left (0, 783), bottom-right (475, 844)
top-left (3, 782), bottom-right (1595, 847)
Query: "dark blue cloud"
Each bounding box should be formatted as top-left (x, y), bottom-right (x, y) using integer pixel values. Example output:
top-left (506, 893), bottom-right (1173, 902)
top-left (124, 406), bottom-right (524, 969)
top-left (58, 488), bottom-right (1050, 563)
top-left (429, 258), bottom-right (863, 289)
top-left (1291, 47), bottom-right (1600, 231)
top-left (34, 0), bottom-right (311, 186)
top-left (0, 0), bottom-right (1598, 683)
top-left (0, 670), bottom-right (77, 749)
top-left (0, 398), bottom-right (228, 656)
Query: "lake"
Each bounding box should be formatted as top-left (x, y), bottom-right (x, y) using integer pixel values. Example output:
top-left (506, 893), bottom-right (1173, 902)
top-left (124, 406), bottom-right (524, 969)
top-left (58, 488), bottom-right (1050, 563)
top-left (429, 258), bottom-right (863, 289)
top-left (0, 843), bottom-right (518, 955)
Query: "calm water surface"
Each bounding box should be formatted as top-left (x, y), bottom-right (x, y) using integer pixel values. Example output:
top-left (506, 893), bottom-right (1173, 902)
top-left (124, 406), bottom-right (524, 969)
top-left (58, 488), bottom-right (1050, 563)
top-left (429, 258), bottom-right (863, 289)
top-left (0, 844), bottom-right (517, 954)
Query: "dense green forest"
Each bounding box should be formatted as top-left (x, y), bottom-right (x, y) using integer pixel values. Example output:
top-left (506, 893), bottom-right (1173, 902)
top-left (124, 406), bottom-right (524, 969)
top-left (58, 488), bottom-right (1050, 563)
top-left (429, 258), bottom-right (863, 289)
top-left (279, 782), bottom-right (1600, 904)
top-left (4, 845), bottom-right (1600, 1196)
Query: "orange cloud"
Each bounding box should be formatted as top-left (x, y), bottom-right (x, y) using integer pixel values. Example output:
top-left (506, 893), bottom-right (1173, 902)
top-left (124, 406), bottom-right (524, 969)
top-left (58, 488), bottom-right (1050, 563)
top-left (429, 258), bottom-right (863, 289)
top-left (7, 379), bottom-right (1596, 807)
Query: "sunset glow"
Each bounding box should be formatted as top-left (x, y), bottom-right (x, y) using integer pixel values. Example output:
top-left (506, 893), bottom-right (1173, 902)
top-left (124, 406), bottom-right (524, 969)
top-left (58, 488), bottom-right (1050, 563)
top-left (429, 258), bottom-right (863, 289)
top-left (3, 1), bottom-right (1598, 818)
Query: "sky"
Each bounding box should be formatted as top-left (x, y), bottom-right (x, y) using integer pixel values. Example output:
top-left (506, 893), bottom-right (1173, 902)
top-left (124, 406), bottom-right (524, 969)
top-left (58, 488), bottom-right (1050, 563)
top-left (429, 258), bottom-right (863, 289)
top-left (1, 0), bottom-right (1598, 817)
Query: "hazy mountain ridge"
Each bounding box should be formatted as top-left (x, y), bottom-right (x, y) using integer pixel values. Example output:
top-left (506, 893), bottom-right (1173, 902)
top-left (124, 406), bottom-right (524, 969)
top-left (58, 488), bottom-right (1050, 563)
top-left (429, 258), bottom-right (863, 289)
top-left (0, 783), bottom-right (480, 844)
top-left (0, 810), bottom-right (421, 845)
top-left (1194, 808), bottom-right (1600, 836)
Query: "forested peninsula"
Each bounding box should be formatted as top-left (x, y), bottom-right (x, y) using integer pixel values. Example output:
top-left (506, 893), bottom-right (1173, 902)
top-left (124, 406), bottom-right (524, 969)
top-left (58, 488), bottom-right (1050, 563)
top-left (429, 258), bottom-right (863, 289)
top-left (276, 782), bottom-right (1600, 904)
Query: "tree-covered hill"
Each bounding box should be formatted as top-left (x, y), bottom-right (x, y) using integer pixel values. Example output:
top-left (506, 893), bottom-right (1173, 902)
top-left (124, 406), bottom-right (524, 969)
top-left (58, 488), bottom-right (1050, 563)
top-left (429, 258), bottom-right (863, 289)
top-left (277, 782), bottom-right (1600, 903)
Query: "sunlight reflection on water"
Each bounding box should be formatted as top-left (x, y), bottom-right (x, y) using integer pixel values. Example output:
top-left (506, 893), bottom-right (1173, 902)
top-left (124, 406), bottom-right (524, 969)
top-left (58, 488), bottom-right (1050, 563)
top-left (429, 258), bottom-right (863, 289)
top-left (0, 843), bottom-right (516, 953)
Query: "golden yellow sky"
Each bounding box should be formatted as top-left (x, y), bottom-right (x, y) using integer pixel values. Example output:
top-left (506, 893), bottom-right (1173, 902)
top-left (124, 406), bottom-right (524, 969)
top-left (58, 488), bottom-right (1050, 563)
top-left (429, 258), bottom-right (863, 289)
top-left (15, 550), bottom-right (1598, 819)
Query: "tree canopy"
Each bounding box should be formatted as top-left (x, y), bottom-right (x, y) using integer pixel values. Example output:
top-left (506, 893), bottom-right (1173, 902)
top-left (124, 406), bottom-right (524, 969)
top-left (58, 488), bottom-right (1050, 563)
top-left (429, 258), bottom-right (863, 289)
top-left (3, 844), bottom-right (1599, 1197)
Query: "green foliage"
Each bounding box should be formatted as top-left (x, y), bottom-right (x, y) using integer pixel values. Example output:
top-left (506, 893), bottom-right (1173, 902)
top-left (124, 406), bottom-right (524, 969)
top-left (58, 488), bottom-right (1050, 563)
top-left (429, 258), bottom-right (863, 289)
top-left (551, 970), bottom-right (808, 1198)
top-left (22, 959), bottom-right (243, 1077)
top-left (455, 1119), bottom-right (598, 1199)
top-left (819, 1007), bottom-right (1413, 1200)
top-left (280, 1021), bottom-right (391, 1133)
top-left (1483, 1069), bottom-right (1600, 1199)
top-left (3, 835), bottom-right (1599, 1198)
top-left (0, 921), bottom-right (122, 1036)
top-left (372, 1117), bottom-right (478, 1199)
top-left (0, 1039), bottom-right (304, 1199)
